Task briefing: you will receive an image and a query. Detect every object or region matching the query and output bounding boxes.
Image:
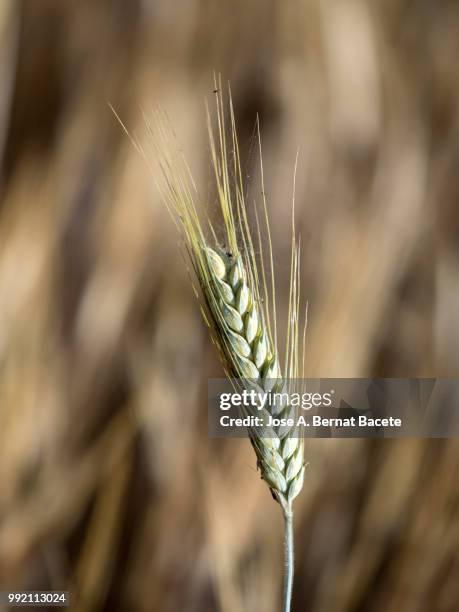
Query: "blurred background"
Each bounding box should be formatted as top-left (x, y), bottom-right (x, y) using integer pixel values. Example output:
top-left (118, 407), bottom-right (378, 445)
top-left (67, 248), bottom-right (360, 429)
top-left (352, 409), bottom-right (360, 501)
top-left (1, 1), bottom-right (458, 611)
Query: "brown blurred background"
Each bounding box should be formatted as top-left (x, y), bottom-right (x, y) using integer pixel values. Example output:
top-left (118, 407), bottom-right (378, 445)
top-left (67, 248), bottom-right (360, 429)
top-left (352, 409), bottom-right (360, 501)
top-left (1, 1), bottom-right (459, 611)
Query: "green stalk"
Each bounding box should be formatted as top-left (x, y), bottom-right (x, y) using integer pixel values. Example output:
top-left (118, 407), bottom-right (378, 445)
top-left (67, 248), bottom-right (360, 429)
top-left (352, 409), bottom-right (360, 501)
top-left (282, 508), bottom-right (294, 612)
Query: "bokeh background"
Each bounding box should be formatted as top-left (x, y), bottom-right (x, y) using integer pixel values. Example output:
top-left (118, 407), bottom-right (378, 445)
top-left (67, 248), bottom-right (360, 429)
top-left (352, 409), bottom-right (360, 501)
top-left (1, 1), bottom-right (459, 611)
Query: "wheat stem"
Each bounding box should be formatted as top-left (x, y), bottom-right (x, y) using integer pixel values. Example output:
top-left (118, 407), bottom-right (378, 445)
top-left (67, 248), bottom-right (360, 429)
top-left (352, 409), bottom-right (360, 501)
top-left (283, 508), bottom-right (294, 612)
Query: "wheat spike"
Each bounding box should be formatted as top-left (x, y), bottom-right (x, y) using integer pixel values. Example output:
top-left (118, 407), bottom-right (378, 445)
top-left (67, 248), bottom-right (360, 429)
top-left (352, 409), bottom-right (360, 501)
top-left (148, 83), bottom-right (305, 511)
top-left (148, 77), bottom-right (306, 612)
top-left (204, 245), bottom-right (304, 512)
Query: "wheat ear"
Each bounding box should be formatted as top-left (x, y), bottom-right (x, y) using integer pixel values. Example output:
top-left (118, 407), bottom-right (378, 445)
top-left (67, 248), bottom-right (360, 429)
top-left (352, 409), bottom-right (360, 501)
top-left (148, 78), bottom-right (306, 612)
top-left (204, 246), bottom-right (305, 513)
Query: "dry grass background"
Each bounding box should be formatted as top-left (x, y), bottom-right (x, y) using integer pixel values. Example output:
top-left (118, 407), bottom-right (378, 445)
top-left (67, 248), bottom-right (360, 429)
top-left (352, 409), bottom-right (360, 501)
top-left (0, 1), bottom-right (459, 611)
